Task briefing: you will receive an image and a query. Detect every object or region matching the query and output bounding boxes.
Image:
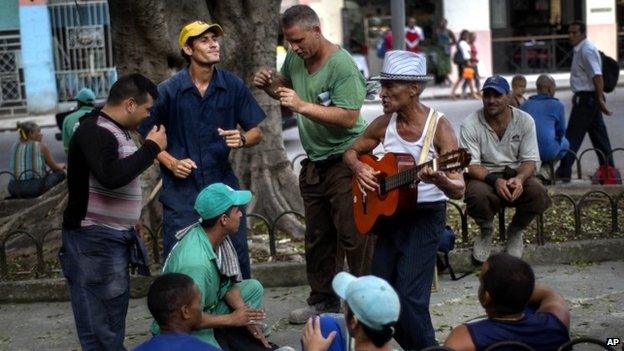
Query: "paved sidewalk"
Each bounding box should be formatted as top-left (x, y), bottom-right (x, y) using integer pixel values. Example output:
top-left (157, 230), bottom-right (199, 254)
top-left (0, 260), bottom-right (622, 350)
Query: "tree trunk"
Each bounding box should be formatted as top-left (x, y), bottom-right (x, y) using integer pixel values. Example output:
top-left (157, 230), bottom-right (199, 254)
top-left (108, 0), bottom-right (304, 237)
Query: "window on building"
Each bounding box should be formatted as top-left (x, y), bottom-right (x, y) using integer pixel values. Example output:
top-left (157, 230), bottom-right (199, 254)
top-left (490, 0), bottom-right (582, 74)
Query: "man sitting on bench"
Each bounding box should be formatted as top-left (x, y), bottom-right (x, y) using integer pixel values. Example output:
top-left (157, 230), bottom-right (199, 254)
top-left (460, 75), bottom-right (551, 263)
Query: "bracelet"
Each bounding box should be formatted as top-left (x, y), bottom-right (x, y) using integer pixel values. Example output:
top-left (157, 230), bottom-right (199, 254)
top-left (240, 134), bottom-right (247, 148)
top-left (484, 173), bottom-right (500, 187)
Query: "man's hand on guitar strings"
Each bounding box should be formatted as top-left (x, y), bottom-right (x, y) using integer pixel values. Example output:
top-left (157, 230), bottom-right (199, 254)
top-left (354, 161), bottom-right (380, 192)
top-left (418, 165), bottom-right (447, 185)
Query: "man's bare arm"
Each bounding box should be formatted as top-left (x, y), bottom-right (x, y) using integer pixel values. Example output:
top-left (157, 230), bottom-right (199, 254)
top-left (344, 116), bottom-right (389, 191)
top-left (276, 86), bottom-right (360, 128)
top-left (425, 117), bottom-right (465, 199)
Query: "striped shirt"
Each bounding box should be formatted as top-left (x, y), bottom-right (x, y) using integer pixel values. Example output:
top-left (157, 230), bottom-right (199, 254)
top-left (63, 110), bottom-right (160, 230)
top-left (82, 116), bottom-right (142, 230)
top-left (9, 141), bottom-right (46, 180)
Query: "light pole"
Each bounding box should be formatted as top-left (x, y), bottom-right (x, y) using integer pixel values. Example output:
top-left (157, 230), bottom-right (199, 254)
top-left (391, 0), bottom-right (405, 50)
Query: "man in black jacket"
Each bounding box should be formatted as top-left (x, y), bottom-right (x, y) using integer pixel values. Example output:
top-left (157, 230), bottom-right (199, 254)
top-left (60, 74), bottom-right (167, 351)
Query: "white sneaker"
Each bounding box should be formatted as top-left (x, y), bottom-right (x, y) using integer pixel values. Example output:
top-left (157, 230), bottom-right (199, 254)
top-left (472, 222), bottom-right (493, 263)
top-left (505, 228), bottom-right (524, 258)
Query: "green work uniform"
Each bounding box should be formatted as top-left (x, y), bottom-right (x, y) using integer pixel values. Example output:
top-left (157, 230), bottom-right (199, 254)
top-left (151, 226), bottom-right (264, 349)
top-left (62, 106), bottom-right (94, 153)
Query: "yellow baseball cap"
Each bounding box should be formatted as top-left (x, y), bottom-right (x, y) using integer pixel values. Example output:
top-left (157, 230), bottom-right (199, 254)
top-left (178, 21), bottom-right (224, 49)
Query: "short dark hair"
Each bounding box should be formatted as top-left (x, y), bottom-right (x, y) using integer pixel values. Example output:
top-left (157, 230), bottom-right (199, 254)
top-left (459, 29), bottom-right (470, 41)
top-left (569, 21), bottom-right (586, 34)
top-left (483, 254), bottom-right (535, 315)
top-left (200, 206), bottom-right (234, 229)
top-left (281, 5), bottom-right (320, 29)
top-left (147, 273), bottom-right (197, 327)
top-left (180, 32), bottom-right (209, 64)
top-left (106, 73), bottom-right (158, 106)
top-left (346, 304), bottom-right (395, 347)
top-left (511, 75), bottom-right (526, 85)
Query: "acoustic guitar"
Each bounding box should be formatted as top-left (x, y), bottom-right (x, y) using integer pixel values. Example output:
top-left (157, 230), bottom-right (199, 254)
top-left (352, 148), bottom-right (471, 234)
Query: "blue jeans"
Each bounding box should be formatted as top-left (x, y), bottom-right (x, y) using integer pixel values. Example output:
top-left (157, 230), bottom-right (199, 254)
top-left (372, 202), bottom-right (446, 350)
top-left (59, 226), bottom-right (134, 351)
top-left (8, 171), bottom-right (65, 198)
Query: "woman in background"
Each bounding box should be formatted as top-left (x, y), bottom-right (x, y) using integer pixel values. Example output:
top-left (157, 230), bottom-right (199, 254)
top-left (8, 121), bottom-right (65, 198)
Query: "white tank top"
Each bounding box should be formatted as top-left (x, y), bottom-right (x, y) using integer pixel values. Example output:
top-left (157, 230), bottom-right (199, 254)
top-left (382, 109), bottom-right (448, 204)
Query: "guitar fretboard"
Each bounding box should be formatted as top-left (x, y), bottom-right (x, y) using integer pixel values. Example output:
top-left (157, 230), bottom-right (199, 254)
top-left (382, 159), bottom-right (434, 192)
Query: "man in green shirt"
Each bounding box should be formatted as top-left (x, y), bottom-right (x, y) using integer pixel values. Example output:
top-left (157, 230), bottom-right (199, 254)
top-left (62, 88), bottom-right (95, 153)
top-left (253, 4), bottom-right (372, 323)
top-left (155, 183), bottom-right (268, 349)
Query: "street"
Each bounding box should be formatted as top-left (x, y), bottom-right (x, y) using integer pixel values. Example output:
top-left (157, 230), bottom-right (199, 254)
top-left (1, 90), bottom-right (623, 196)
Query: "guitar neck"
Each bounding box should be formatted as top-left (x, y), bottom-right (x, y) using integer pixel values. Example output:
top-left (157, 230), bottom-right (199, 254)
top-left (383, 159), bottom-right (433, 192)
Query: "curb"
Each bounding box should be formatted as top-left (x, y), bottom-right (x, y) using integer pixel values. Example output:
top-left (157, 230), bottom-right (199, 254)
top-left (1, 238), bottom-right (623, 303)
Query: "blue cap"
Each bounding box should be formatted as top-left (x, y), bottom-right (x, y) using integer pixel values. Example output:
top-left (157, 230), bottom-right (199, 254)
top-left (194, 183), bottom-right (252, 220)
top-left (482, 75), bottom-right (510, 95)
top-left (332, 272), bottom-right (400, 330)
top-left (74, 88), bottom-right (96, 104)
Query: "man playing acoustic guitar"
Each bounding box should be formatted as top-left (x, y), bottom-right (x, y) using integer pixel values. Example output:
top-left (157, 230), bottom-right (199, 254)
top-left (344, 50), bottom-right (465, 350)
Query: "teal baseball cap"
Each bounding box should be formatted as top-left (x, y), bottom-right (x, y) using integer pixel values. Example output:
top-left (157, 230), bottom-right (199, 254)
top-left (194, 183), bottom-right (252, 220)
top-left (74, 88), bottom-right (96, 104)
top-left (332, 272), bottom-right (400, 331)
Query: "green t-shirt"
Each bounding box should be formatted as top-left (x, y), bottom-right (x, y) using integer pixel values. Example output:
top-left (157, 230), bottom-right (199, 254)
top-left (62, 106), bottom-right (93, 153)
top-left (281, 48), bottom-right (367, 161)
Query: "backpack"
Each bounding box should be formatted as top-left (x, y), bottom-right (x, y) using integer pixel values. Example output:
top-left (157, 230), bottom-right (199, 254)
top-left (591, 165), bottom-right (622, 185)
top-left (376, 37), bottom-right (386, 59)
top-left (436, 226), bottom-right (470, 280)
top-left (452, 44), bottom-right (465, 65)
top-left (600, 51), bottom-right (619, 93)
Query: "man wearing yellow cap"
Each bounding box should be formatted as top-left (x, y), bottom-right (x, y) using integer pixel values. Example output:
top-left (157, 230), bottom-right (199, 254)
top-left (140, 21), bottom-right (266, 275)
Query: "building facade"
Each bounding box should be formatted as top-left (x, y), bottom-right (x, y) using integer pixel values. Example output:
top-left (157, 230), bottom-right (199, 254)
top-left (0, 0), bottom-right (115, 117)
top-left (338, 0), bottom-right (623, 79)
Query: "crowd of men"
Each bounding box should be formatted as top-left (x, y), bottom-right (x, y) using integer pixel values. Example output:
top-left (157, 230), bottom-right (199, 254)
top-left (57, 5), bottom-right (606, 351)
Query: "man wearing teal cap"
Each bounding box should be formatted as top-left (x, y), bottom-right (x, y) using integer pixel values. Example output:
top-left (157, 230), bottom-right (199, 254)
top-left (155, 183), bottom-right (269, 350)
top-left (62, 88), bottom-right (96, 153)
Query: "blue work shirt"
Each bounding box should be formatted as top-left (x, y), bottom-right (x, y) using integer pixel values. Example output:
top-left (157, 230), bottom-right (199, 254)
top-left (140, 67), bottom-right (265, 232)
top-left (520, 94), bottom-right (568, 162)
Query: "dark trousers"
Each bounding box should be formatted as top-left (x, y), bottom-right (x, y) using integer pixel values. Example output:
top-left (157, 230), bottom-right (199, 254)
top-left (556, 92), bottom-right (614, 179)
top-left (59, 226), bottom-right (134, 351)
top-left (300, 159), bottom-right (373, 305)
top-left (162, 208), bottom-right (251, 279)
top-left (465, 177), bottom-right (551, 228)
top-left (372, 202), bottom-right (446, 350)
top-left (8, 171), bottom-right (65, 198)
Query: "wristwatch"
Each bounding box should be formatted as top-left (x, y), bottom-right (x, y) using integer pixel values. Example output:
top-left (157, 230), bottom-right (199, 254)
top-left (240, 134), bottom-right (247, 148)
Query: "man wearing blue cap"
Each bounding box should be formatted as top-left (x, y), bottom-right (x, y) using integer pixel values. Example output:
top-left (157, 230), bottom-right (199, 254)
top-left (460, 75), bottom-right (551, 263)
top-left (62, 88), bottom-right (96, 153)
top-left (301, 272), bottom-right (400, 351)
top-left (155, 183), bottom-right (270, 350)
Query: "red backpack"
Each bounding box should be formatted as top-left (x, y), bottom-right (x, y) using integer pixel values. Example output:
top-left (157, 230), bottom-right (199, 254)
top-left (591, 165), bottom-right (622, 185)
